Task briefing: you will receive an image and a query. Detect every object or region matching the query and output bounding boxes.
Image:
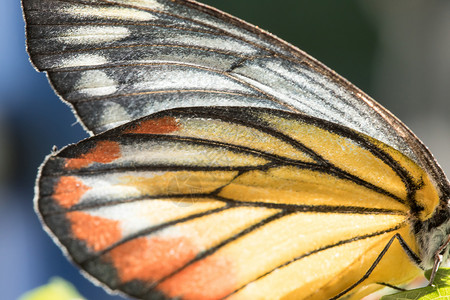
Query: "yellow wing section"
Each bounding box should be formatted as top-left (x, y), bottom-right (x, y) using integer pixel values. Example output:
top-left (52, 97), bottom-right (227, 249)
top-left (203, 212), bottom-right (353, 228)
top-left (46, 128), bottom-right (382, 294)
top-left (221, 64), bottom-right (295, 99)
top-left (36, 107), bottom-right (437, 299)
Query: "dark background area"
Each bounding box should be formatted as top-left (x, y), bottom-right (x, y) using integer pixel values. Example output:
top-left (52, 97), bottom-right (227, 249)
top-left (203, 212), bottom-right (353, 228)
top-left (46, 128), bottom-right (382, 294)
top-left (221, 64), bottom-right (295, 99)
top-left (1, 1), bottom-right (449, 299)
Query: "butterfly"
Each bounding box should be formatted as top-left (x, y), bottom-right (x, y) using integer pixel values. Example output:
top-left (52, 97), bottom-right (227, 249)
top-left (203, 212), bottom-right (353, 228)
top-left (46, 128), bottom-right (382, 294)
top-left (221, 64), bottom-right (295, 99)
top-left (23, 0), bottom-right (450, 299)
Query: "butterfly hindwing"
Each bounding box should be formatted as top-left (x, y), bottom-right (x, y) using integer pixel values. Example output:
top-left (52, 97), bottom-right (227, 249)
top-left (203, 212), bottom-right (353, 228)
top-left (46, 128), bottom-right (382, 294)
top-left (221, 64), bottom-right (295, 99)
top-left (37, 107), bottom-right (435, 299)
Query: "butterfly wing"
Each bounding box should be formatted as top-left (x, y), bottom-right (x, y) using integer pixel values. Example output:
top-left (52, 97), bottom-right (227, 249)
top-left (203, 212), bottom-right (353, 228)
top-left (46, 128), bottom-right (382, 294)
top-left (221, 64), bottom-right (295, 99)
top-left (37, 106), bottom-right (440, 299)
top-left (23, 0), bottom-right (449, 189)
top-left (24, 0), bottom-right (450, 298)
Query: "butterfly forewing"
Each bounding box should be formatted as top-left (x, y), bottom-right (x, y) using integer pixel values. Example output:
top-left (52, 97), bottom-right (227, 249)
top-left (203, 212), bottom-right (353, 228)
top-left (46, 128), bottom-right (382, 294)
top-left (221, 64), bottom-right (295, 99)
top-left (23, 0), bottom-right (441, 175)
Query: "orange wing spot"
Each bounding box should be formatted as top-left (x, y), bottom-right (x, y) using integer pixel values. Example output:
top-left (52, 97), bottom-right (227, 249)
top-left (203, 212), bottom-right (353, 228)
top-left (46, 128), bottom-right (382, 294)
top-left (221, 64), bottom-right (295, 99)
top-left (123, 117), bottom-right (181, 134)
top-left (108, 236), bottom-right (198, 283)
top-left (65, 140), bottom-right (121, 169)
top-left (157, 254), bottom-right (237, 300)
top-left (66, 211), bottom-right (122, 252)
top-left (53, 176), bottom-right (91, 208)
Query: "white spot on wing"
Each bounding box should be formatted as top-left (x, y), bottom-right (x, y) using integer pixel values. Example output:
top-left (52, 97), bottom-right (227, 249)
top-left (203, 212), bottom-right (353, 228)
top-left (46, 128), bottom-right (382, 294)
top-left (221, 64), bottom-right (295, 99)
top-left (60, 5), bottom-right (157, 21)
top-left (99, 102), bottom-right (131, 128)
top-left (75, 70), bottom-right (117, 96)
top-left (58, 26), bottom-right (130, 45)
top-left (108, 0), bottom-right (165, 11)
top-left (58, 54), bottom-right (108, 68)
top-left (131, 68), bottom-right (255, 93)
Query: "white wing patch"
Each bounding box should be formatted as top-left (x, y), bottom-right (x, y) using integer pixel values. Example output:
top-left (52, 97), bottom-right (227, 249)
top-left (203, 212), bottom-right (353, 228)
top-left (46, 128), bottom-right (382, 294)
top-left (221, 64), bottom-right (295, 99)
top-left (131, 68), bottom-right (256, 94)
top-left (59, 5), bottom-right (157, 21)
top-left (82, 199), bottom-right (224, 238)
top-left (75, 70), bottom-right (118, 96)
top-left (100, 102), bottom-right (131, 128)
top-left (58, 26), bottom-right (130, 45)
top-left (58, 54), bottom-right (109, 68)
top-left (107, 0), bottom-right (166, 11)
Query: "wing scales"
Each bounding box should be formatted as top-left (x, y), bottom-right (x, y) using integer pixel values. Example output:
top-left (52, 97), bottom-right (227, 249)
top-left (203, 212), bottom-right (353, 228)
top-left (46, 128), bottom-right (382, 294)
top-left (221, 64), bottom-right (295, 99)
top-left (218, 167), bottom-right (407, 212)
top-left (21, 0), bottom-right (450, 298)
top-left (24, 0), bottom-right (449, 185)
top-left (35, 107), bottom-right (432, 299)
top-left (227, 226), bottom-right (419, 300)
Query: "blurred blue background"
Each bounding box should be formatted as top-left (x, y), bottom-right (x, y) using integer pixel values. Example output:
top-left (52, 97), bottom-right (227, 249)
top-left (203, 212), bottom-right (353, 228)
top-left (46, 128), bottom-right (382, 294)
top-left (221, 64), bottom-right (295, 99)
top-left (1, 0), bottom-right (449, 299)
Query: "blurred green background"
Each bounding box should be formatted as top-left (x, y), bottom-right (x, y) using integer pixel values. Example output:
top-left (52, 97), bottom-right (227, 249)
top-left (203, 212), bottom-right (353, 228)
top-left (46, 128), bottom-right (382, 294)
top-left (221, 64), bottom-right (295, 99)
top-left (1, 0), bottom-right (449, 299)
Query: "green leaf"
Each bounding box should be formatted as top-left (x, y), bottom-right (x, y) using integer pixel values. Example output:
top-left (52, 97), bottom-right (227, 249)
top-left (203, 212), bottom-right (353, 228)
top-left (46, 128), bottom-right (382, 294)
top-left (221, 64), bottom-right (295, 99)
top-left (19, 277), bottom-right (86, 300)
top-left (381, 268), bottom-right (450, 300)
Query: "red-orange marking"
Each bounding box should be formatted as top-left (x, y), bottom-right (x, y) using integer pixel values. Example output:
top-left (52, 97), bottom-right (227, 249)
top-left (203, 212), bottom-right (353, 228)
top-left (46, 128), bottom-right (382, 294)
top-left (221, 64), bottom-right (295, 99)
top-left (53, 176), bottom-right (91, 208)
top-left (66, 211), bottom-right (122, 252)
top-left (65, 140), bottom-right (121, 169)
top-left (108, 236), bottom-right (198, 283)
top-left (123, 117), bottom-right (181, 134)
top-left (157, 254), bottom-right (237, 300)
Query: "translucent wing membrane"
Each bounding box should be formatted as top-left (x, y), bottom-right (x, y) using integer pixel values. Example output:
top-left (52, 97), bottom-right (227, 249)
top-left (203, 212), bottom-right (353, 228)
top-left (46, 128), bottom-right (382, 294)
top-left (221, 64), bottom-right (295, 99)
top-left (23, 0), bottom-right (449, 188)
top-left (37, 107), bottom-right (437, 299)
